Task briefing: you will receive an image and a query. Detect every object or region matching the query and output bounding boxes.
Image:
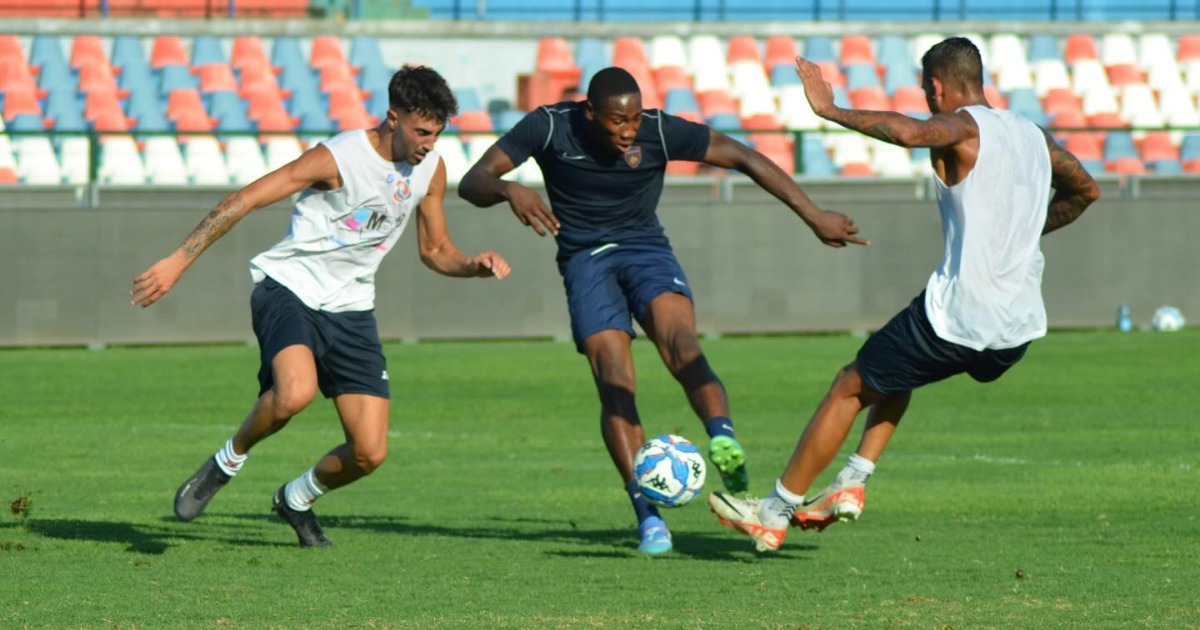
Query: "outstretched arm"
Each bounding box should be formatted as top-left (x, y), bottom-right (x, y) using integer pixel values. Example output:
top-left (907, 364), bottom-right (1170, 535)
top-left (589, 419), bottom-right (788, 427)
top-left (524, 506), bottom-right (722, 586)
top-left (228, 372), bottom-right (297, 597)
top-left (1041, 130), bottom-right (1101, 235)
top-left (703, 130), bottom-right (868, 247)
top-left (131, 145), bottom-right (338, 307)
top-left (794, 56), bottom-right (977, 149)
top-left (459, 144), bottom-right (559, 237)
top-left (418, 158), bottom-right (511, 279)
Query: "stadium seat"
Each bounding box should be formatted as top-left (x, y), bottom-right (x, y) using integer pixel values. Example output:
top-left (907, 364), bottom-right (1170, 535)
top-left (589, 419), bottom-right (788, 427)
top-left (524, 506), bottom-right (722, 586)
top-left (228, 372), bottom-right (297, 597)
top-left (1137, 33), bottom-right (1173, 70)
top-left (729, 60), bottom-right (771, 101)
top-left (349, 36), bottom-right (387, 74)
top-left (1101, 34), bottom-right (1138, 68)
top-left (801, 36), bottom-right (835, 63)
top-left (769, 63), bottom-right (801, 90)
top-left (707, 112), bottom-right (741, 133)
top-left (183, 136), bottom-right (231, 184)
top-left (70, 35), bottom-right (109, 70)
top-left (1032, 60), bottom-right (1071, 97)
top-left (892, 86), bottom-right (929, 116)
top-left (1106, 64), bottom-right (1145, 90)
top-left (1146, 59), bottom-right (1184, 93)
top-left (1151, 159), bottom-right (1183, 174)
top-left (231, 36), bottom-right (271, 73)
top-left (845, 64), bottom-right (880, 91)
top-left (77, 62), bottom-right (126, 98)
top-left (36, 59), bottom-right (75, 93)
top-left (1120, 84), bottom-right (1164, 128)
top-left (726, 35), bottom-right (760, 65)
top-left (1042, 88), bottom-right (1080, 118)
top-left (452, 110), bottom-right (493, 133)
top-left (310, 36), bottom-right (350, 71)
top-left (1108, 157), bottom-right (1146, 175)
top-left (1028, 35), bottom-right (1061, 63)
top-left (849, 86), bottom-right (889, 111)
top-left (98, 137), bottom-right (146, 184)
top-left (988, 34), bottom-right (1025, 74)
top-left (996, 62), bottom-right (1033, 93)
top-left (491, 109), bottom-right (526, 133)
top-left (613, 37), bottom-right (649, 71)
top-left (799, 134), bottom-right (835, 177)
top-left (664, 87), bottom-right (700, 115)
top-left (150, 36), bottom-right (189, 69)
top-left (264, 135), bottom-right (303, 170)
top-left (1064, 132), bottom-right (1103, 160)
top-left (1087, 112), bottom-right (1127, 129)
top-left (764, 36), bottom-right (798, 69)
top-left (1081, 87), bottom-right (1120, 118)
top-left (1072, 59), bottom-right (1112, 98)
top-left (14, 136), bottom-right (62, 184)
top-left (816, 62), bottom-right (845, 88)
top-left (698, 90), bottom-right (737, 117)
top-left (876, 36), bottom-right (911, 71)
top-left (1064, 34), bottom-right (1098, 65)
top-left (434, 136), bottom-right (469, 185)
top-left (3, 88), bottom-right (42, 121)
top-left (750, 132), bottom-right (794, 174)
top-left (839, 35), bottom-right (875, 67)
top-left (159, 64), bottom-right (199, 94)
top-left (111, 36), bottom-right (149, 74)
top-left (1103, 132), bottom-right (1138, 162)
top-left (198, 64), bottom-right (238, 93)
top-left (271, 37), bottom-right (307, 73)
top-left (142, 136), bottom-right (189, 185)
top-left (830, 133), bottom-right (871, 168)
top-left (226, 137), bottom-right (268, 185)
top-left (871, 140), bottom-right (914, 178)
top-left (841, 162), bottom-right (875, 177)
top-left (884, 65), bottom-right (917, 94)
top-left (30, 35), bottom-right (67, 73)
top-left (574, 38), bottom-right (608, 72)
top-left (688, 35), bottom-right (729, 92)
top-left (191, 36), bottom-right (226, 66)
top-left (1140, 131), bottom-right (1178, 162)
top-left (778, 85), bottom-right (823, 130)
top-left (1006, 88), bottom-right (1049, 126)
top-left (648, 35), bottom-right (687, 71)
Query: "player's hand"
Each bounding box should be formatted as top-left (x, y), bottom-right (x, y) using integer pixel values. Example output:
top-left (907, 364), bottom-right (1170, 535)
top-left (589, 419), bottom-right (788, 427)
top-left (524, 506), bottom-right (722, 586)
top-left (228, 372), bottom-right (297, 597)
top-left (795, 56), bottom-right (837, 118)
top-left (506, 184), bottom-right (559, 237)
top-left (809, 210), bottom-right (869, 248)
top-left (471, 250), bottom-right (511, 280)
top-left (131, 252), bottom-right (187, 307)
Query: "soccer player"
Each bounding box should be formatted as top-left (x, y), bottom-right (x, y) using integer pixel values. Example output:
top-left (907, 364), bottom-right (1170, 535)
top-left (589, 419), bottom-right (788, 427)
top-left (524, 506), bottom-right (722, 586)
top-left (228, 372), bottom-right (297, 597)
top-left (131, 66), bottom-right (511, 547)
top-left (458, 66), bottom-right (866, 554)
top-left (710, 38), bottom-right (1100, 551)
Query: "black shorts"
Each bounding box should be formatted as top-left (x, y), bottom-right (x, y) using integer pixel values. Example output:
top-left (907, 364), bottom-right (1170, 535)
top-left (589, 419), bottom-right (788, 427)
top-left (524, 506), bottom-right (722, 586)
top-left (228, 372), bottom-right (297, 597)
top-left (856, 292), bottom-right (1030, 396)
top-left (250, 277), bottom-right (389, 399)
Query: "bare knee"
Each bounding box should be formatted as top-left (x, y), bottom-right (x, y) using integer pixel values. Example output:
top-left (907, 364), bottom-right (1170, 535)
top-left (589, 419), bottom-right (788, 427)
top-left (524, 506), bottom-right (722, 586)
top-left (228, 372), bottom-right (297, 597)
top-left (272, 382), bottom-right (316, 418)
top-left (352, 442), bottom-right (387, 475)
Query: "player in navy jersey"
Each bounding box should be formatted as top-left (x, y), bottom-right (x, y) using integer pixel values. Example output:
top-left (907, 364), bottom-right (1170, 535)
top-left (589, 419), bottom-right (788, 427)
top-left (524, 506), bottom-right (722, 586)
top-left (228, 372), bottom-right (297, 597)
top-left (460, 67), bottom-right (866, 554)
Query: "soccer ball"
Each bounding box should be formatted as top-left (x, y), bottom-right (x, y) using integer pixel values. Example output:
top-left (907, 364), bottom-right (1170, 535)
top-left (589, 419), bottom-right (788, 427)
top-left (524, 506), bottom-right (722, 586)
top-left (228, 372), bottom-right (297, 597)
top-left (633, 434), bottom-right (706, 508)
top-left (1151, 306), bottom-right (1186, 332)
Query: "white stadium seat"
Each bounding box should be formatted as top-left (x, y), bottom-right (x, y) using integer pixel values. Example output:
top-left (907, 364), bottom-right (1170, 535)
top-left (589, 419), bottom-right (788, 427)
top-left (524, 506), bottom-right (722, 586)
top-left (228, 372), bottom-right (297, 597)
top-left (226, 137), bottom-right (268, 186)
top-left (649, 35), bottom-right (688, 69)
top-left (264, 136), bottom-right (304, 171)
top-left (183, 137), bottom-right (231, 185)
top-left (434, 136), bottom-right (469, 186)
top-left (15, 137), bottom-right (62, 185)
top-left (143, 137), bottom-right (189, 185)
top-left (58, 137), bottom-right (90, 185)
top-left (98, 137), bottom-right (146, 185)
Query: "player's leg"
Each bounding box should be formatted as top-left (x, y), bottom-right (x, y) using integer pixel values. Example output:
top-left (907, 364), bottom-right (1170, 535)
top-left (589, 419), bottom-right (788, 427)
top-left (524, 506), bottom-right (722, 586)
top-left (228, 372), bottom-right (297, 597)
top-left (272, 393), bottom-right (389, 548)
top-left (581, 330), bottom-right (670, 554)
top-left (175, 278), bottom-right (319, 521)
top-left (627, 247), bottom-right (748, 494)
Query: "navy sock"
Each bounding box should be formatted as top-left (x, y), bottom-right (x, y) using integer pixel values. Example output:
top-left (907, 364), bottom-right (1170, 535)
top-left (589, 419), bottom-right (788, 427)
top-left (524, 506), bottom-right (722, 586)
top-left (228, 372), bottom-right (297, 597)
top-left (625, 480), bottom-right (660, 524)
top-left (705, 416), bottom-right (735, 439)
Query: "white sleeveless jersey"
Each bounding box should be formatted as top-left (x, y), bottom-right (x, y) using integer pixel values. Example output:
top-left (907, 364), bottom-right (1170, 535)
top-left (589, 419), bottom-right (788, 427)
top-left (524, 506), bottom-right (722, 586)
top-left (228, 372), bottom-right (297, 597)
top-left (924, 105), bottom-right (1053, 351)
top-left (249, 130), bottom-right (439, 312)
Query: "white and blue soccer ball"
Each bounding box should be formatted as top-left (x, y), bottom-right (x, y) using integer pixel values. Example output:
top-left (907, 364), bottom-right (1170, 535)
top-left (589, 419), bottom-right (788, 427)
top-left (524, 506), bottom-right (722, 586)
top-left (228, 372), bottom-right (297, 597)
top-left (1151, 306), bottom-right (1186, 332)
top-left (633, 434), bottom-right (707, 508)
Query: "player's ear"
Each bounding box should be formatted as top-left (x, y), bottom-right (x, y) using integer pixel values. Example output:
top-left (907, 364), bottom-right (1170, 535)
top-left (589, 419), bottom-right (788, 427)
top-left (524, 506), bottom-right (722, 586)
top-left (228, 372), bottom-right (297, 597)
top-left (584, 100), bottom-right (595, 122)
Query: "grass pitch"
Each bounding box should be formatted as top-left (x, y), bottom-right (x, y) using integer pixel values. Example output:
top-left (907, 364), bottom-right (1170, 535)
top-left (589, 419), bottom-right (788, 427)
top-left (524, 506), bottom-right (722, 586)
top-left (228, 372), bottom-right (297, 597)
top-left (1, 331), bottom-right (1197, 628)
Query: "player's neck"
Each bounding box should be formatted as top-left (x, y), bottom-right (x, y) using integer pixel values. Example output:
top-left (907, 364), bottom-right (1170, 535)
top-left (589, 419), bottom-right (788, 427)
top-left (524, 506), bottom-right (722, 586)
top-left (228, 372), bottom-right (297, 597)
top-left (367, 126), bottom-right (397, 162)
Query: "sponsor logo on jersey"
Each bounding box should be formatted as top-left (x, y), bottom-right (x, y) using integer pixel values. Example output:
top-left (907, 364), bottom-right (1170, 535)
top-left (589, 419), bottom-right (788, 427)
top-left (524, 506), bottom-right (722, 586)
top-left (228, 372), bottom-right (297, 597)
top-left (623, 145), bottom-right (642, 168)
top-left (392, 177), bottom-right (412, 202)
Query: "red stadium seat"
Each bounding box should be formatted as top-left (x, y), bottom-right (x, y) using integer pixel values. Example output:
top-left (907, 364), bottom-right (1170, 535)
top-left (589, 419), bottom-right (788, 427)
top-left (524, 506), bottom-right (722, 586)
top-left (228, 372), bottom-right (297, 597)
top-left (0, 35), bottom-right (26, 64)
top-left (198, 64), bottom-right (238, 93)
top-left (839, 35), bottom-right (875, 66)
top-left (1177, 34), bottom-right (1200, 62)
top-left (83, 89), bottom-right (123, 120)
top-left (698, 90), bottom-right (737, 117)
top-left (310, 36), bottom-right (352, 71)
top-left (841, 162), bottom-right (874, 176)
top-left (1087, 112), bottom-right (1128, 129)
top-left (231, 36), bottom-right (272, 72)
top-left (2, 86), bottom-right (41, 120)
top-left (536, 37), bottom-right (577, 74)
top-left (238, 63), bottom-right (287, 99)
top-left (1064, 34), bottom-right (1098, 65)
top-left (335, 109), bottom-right (375, 131)
top-left (892, 86), bottom-right (929, 114)
top-left (247, 91), bottom-right (291, 122)
top-left (452, 110), bottom-right (493, 132)
top-left (653, 65), bottom-right (692, 93)
top-left (318, 64), bottom-right (361, 94)
top-left (167, 88), bottom-right (208, 121)
top-left (849, 86), bottom-right (890, 111)
top-left (1140, 132), bottom-right (1178, 162)
top-left (77, 63), bottom-right (126, 97)
top-left (726, 35), bottom-right (760, 64)
top-left (1108, 157), bottom-right (1146, 175)
top-left (0, 168), bottom-right (18, 184)
top-left (1042, 88), bottom-right (1081, 117)
top-left (90, 107), bottom-right (132, 132)
top-left (328, 89), bottom-right (369, 121)
top-left (0, 59), bottom-right (38, 94)
top-left (1064, 133), bottom-right (1103, 160)
top-left (613, 37), bottom-right (648, 70)
top-left (173, 109), bottom-right (216, 133)
top-left (764, 36), bottom-right (798, 69)
top-left (1106, 64), bottom-right (1145, 87)
top-left (741, 114), bottom-right (782, 130)
top-left (150, 36), bottom-right (189, 69)
top-left (983, 85), bottom-right (1007, 109)
top-left (70, 35), bottom-right (110, 70)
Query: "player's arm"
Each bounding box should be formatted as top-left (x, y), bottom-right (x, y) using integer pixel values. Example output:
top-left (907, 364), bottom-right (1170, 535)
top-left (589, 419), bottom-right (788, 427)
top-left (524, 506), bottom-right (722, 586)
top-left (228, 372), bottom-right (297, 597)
top-left (702, 130), bottom-right (868, 248)
top-left (417, 158), bottom-right (511, 279)
top-left (131, 145), bottom-right (338, 308)
top-left (795, 57), bottom-right (975, 149)
top-left (458, 110), bottom-right (559, 237)
top-left (1041, 129), bottom-right (1101, 235)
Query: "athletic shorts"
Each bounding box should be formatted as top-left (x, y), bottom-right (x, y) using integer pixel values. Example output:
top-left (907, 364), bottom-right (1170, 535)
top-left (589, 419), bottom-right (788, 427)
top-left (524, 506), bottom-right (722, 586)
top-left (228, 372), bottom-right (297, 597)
top-left (558, 243), bottom-right (693, 352)
top-left (250, 276), bottom-right (389, 399)
top-left (856, 291), bottom-right (1030, 396)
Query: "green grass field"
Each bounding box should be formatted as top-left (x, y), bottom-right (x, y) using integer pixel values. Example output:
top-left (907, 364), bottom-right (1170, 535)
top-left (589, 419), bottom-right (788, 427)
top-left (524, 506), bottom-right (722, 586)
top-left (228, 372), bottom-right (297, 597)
top-left (2, 331), bottom-right (1197, 629)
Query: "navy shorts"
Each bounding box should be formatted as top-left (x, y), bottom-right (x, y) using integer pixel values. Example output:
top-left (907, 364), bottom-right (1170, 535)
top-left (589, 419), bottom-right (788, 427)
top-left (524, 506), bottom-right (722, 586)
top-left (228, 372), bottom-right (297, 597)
top-left (856, 292), bottom-right (1030, 396)
top-left (250, 277), bottom-right (389, 399)
top-left (558, 243), bottom-right (693, 352)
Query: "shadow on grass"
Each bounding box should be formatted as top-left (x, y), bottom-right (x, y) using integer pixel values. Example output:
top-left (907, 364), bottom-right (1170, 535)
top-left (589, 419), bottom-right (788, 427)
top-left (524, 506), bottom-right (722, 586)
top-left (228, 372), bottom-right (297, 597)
top-left (220, 512), bottom-right (819, 561)
top-left (21, 518), bottom-right (290, 554)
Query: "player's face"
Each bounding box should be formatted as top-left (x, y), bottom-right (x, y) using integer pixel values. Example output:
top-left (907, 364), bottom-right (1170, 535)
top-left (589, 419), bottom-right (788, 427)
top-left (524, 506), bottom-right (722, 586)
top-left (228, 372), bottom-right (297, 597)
top-left (587, 93), bottom-right (643, 154)
top-left (389, 109), bottom-right (444, 165)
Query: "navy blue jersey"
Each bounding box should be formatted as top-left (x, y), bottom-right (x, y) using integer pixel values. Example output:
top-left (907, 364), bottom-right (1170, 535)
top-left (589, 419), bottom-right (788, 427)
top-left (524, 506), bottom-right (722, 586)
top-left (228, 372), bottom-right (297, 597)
top-left (495, 101), bottom-right (711, 260)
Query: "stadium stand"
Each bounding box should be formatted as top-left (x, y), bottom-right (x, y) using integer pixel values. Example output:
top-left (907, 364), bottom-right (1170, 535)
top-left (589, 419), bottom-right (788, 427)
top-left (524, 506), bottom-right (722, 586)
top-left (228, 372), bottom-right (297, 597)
top-left (3, 31), bottom-right (1200, 184)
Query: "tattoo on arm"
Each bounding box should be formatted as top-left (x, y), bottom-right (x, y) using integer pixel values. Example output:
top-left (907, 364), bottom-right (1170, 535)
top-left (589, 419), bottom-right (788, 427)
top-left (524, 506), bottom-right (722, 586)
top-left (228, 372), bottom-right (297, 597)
top-left (181, 190), bottom-right (248, 261)
top-left (1043, 135), bottom-right (1100, 235)
top-left (827, 109), bottom-right (965, 147)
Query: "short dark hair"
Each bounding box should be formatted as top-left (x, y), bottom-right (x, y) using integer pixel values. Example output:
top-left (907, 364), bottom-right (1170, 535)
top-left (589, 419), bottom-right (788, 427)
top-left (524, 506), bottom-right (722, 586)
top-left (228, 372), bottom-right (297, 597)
top-left (921, 37), bottom-right (984, 89)
top-left (587, 67), bottom-right (640, 109)
top-left (388, 65), bottom-right (457, 124)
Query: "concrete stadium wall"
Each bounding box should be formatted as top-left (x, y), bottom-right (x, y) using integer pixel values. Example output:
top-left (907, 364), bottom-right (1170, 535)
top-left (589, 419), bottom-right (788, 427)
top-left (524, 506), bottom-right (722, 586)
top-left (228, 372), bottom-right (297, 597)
top-left (1, 179), bottom-right (1195, 346)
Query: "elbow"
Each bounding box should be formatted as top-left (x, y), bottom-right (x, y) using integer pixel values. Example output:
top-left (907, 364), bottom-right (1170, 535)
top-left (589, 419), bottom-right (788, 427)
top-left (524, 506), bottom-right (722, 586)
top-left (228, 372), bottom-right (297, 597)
top-left (1084, 181), bottom-right (1101, 205)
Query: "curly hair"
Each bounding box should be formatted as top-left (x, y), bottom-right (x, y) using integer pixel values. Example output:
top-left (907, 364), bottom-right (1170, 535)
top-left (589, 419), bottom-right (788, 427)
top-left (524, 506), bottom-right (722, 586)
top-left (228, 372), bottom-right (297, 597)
top-left (388, 65), bottom-right (458, 124)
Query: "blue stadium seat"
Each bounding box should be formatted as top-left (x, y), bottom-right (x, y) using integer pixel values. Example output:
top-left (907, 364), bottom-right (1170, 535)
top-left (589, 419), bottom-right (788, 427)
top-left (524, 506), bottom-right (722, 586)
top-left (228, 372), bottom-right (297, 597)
top-left (1006, 88), bottom-right (1049, 126)
top-left (271, 37), bottom-right (308, 73)
top-left (206, 91), bottom-right (248, 121)
top-left (876, 36), bottom-right (911, 70)
top-left (832, 86), bottom-right (851, 109)
top-left (492, 109), bottom-right (525, 133)
top-left (707, 112), bottom-right (741, 132)
top-left (358, 64), bottom-right (393, 96)
top-left (1080, 159), bottom-right (1105, 174)
top-left (297, 110), bottom-right (335, 133)
top-left (769, 63), bottom-right (801, 88)
top-left (118, 62), bottom-right (156, 93)
top-left (664, 87), bottom-right (699, 114)
top-left (350, 36), bottom-right (387, 73)
top-left (191, 36), bottom-right (226, 66)
top-left (30, 36), bottom-right (67, 72)
top-left (158, 65), bottom-right (198, 95)
top-left (1103, 132), bottom-right (1138, 162)
top-left (910, 145), bottom-right (930, 165)
top-left (884, 64), bottom-right (918, 94)
top-left (800, 135), bottom-right (835, 176)
top-left (454, 88), bottom-right (482, 113)
top-left (1152, 159), bottom-right (1183, 174)
top-left (7, 114), bottom-right (45, 132)
top-left (43, 89), bottom-right (82, 122)
top-left (575, 38), bottom-right (608, 71)
top-left (1028, 35), bottom-right (1060, 63)
top-left (845, 64), bottom-right (881, 90)
top-left (286, 83), bottom-right (326, 118)
top-left (112, 36), bottom-right (149, 72)
top-left (1180, 134), bottom-right (1200, 161)
top-left (802, 36), bottom-right (836, 63)
top-left (125, 87), bottom-right (163, 123)
top-left (366, 89), bottom-right (389, 119)
top-left (36, 60), bottom-right (76, 93)
top-left (279, 64), bottom-right (318, 95)
top-left (133, 108), bottom-right (170, 133)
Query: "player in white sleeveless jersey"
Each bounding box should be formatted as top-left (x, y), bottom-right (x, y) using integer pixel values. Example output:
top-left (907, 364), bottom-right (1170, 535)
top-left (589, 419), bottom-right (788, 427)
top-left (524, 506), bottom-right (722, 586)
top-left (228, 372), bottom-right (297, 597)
top-left (710, 38), bottom-right (1100, 551)
top-left (131, 66), bottom-right (511, 547)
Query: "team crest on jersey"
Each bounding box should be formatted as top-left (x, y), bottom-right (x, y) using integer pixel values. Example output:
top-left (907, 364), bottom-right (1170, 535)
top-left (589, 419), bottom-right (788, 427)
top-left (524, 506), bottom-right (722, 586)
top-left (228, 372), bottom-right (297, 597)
top-left (623, 145), bottom-right (642, 168)
top-left (392, 177), bottom-right (412, 202)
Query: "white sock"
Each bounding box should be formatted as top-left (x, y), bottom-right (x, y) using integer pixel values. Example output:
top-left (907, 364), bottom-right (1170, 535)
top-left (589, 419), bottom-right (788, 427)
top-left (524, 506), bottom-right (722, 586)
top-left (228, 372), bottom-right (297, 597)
top-left (213, 438), bottom-right (247, 476)
top-left (284, 468), bottom-right (327, 512)
top-left (758, 479), bottom-right (803, 528)
top-left (833, 453), bottom-right (876, 489)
